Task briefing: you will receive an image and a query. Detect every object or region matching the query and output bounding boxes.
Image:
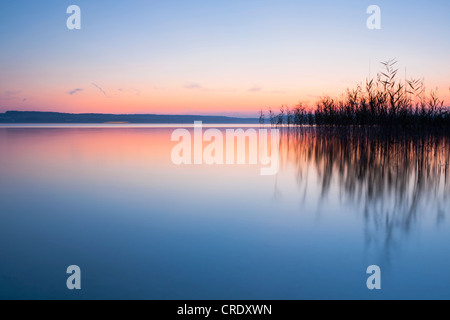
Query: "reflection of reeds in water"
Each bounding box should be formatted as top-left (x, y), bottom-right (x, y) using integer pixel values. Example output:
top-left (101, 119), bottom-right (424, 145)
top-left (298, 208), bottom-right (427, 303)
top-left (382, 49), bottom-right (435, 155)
top-left (279, 127), bottom-right (450, 261)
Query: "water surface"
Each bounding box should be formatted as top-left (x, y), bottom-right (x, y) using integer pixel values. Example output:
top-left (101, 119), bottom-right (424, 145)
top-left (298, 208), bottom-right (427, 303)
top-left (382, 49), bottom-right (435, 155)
top-left (1, 125), bottom-right (449, 299)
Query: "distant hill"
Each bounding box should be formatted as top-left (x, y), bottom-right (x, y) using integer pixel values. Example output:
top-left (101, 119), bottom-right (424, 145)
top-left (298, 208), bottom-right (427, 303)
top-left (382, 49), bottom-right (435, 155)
top-left (0, 111), bottom-right (258, 124)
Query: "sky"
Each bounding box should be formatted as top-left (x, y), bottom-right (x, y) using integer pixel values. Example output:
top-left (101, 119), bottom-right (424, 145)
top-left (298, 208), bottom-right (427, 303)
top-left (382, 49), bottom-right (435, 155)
top-left (0, 0), bottom-right (449, 117)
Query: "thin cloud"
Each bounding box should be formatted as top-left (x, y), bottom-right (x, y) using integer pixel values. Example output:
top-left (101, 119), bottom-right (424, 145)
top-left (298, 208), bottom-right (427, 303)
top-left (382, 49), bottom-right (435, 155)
top-left (246, 87), bottom-right (285, 94)
top-left (92, 83), bottom-right (107, 96)
top-left (2, 91), bottom-right (21, 100)
top-left (0, 90), bottom-right (26, 102)
top-left (184, 83), bottom-right (202, 89)
top-left (68, 88), bottom-right (83, 95)
top-left (5, 90), bottom-right (21, 96)
top-left (118, 88), bottom-right (141, 95)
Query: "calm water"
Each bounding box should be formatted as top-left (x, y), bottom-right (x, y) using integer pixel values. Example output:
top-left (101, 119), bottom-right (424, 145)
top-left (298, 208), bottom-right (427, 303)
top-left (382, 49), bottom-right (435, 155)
top-left (1, 125), bottom-right (450, 300)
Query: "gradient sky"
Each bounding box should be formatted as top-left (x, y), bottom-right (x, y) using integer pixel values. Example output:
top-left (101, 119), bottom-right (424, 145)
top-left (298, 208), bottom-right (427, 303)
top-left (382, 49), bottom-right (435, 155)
top-left (0, 0), bottom-right (449, 116)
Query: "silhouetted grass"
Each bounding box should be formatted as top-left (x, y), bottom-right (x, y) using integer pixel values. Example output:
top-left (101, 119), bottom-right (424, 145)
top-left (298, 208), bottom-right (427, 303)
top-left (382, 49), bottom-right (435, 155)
top-left (260, 60), bottom-right (449, 130)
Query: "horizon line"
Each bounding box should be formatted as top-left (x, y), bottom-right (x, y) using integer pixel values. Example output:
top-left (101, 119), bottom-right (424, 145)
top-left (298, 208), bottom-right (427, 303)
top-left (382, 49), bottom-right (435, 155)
top-left (0, 110), bottom-right (259, 119)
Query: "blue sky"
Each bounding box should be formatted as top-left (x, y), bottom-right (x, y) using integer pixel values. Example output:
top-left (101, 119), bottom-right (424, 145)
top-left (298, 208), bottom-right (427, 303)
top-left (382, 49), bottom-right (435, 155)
top-left (0, 0), bottom-right (449, 115)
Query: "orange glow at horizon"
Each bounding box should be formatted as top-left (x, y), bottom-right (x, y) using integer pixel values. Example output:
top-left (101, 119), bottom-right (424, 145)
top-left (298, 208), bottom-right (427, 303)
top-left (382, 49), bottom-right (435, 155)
top-left (1, 76), bottom-right (449, 116)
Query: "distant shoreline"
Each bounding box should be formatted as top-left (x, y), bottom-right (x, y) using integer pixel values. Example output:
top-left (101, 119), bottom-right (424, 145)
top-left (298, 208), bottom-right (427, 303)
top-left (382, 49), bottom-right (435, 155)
top-left (0, 111), bottom-right (259, 124)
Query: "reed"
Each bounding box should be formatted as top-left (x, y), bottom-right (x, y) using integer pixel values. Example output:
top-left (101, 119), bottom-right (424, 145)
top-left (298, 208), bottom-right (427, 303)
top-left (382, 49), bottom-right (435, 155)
top-left (260, 60), bottom-right (449, 130)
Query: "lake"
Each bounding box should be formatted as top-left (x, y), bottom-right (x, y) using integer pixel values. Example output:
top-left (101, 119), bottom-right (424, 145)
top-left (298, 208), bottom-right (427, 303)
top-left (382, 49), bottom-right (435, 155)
top-left (1, 125), bottom-right (449, 299)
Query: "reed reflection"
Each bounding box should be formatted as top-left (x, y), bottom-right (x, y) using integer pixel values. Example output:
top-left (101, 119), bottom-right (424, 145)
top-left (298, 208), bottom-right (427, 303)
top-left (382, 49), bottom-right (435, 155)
top-left (280, 127), bottom-right (450, 261)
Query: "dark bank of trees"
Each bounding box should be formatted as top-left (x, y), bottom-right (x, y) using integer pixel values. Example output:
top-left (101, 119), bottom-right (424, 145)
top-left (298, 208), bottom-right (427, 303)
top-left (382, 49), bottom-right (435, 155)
top-left (259, 60), bottom-right (450, 130)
